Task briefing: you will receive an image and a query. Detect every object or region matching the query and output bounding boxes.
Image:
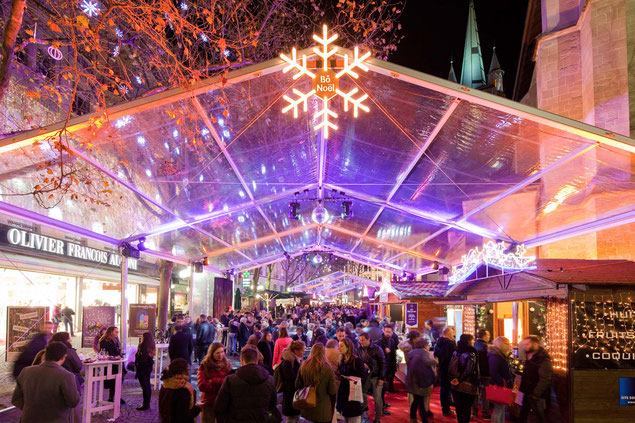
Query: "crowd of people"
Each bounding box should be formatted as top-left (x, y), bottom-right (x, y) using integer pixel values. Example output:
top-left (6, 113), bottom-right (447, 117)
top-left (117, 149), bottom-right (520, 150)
top-left (9, 304), bottom-right (554, 423)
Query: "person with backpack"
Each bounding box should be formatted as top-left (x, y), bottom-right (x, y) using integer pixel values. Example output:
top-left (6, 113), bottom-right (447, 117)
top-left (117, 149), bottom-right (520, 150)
top-left (448, 334), bottom-right (480, 423)
top-left (277, 341), bottom-right (306, 423)
top-left (434, 326), bottom-right (456, 417)
top-left (407, 339), bottom-right (436, 423)
top-left (296, 343), bottom-right (337, 423)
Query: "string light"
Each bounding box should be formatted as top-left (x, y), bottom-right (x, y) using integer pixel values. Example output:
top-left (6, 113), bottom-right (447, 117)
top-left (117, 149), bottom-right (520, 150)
top-left (463, 305), bottom-right (476, 336)
top-left (449, 241), bottom-right (536, 285)
top-left (545, 298), bottom-right (568, 372)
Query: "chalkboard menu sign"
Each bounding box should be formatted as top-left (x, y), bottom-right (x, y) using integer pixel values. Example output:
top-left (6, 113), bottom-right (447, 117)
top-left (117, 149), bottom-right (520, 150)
top-left (572, 299), bottom-right (635, 369)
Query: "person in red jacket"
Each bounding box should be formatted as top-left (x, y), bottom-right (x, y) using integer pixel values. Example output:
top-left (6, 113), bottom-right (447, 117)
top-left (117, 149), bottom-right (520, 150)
top-left (197, 342), bottom-right (232, 423)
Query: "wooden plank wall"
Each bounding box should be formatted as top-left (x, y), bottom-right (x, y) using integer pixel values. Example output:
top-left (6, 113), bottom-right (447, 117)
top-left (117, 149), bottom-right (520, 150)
top-left (411, 299), bottom-right (444, 332)
top-left (572, 369), bottom-right (635, 422)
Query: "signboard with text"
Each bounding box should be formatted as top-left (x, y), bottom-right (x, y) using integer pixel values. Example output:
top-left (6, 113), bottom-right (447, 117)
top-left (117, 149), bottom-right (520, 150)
top-left (6, 306), bottom-right (48, 361)
top-left (405, 303), bottom-right (418, 327)
top-left (620, 378), bottom-right (635, 406)
top-left (572, 299), bottom-right (635, 369)
top-left (128, 304), bottom-right (156, 338)
top-left (82, 306), bottom-right (116, 349)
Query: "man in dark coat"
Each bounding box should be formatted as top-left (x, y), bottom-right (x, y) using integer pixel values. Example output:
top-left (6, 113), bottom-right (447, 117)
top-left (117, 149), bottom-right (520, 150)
top-left (12, 321), bottom-right (53, 379)
top-left (359, 333), bottom-right (386, 423)
top-left (12, 341), bottom-right (80, 423)
top-left (365, 319), bottom-right (383, 342)
top-left (519, 335), bottom-right (553, 423)
top-left (473, 329), bottom-right (491, 419)
top-left (169, 325), bottom-right (194, 364)
top-left (214, 347), bottom-right (277, 422)
top-left (196, 314), bottom-right (216, 363)
top-left (434, 326), bottom-right (457, 417)
top-left (376, 324), bottom-right (398, 413)
top-left (61, 306), bottom-right (75, 336)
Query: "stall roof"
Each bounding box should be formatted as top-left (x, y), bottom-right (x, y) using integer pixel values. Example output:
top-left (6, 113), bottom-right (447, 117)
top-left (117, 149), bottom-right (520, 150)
top-left (391, 281), bottom-right (451, 298)
top-left (1, 43), bottom-right (634, 277)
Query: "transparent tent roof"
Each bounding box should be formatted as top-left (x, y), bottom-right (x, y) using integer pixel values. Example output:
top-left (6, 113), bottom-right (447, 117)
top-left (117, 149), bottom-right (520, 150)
top-left (1, 46), bottom-right (634, 276)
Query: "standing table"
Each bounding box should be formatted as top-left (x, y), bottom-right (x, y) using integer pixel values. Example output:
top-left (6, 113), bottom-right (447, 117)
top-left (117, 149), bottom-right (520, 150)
top-left (82, 358), bottom-right (125, 423)
top-left (152, 343), bottom-right (169, 390)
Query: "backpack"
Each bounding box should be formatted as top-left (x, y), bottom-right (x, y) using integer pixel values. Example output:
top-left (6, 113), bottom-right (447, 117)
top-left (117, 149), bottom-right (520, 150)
top-left (448, 351), bottom-right (461, 379)
top-left (273, 363), bottom-right (284, 392)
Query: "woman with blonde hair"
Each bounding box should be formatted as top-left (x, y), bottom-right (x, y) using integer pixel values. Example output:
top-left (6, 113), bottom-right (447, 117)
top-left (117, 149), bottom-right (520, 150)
top-left (488, 337), bottom-right (514, 423)
top-left (296, 343), bottom-right (337, 423)
top-left (197, 342), bottom-right (232, 423)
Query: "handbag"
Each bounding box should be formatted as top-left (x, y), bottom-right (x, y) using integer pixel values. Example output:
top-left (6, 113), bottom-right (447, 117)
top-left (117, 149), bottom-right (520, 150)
top-left (292, 384), bottom-right (318, 409)
top-left (453, 380), bottom-right (478, 395)
top-left (486, 381), bottom-right (515, 406)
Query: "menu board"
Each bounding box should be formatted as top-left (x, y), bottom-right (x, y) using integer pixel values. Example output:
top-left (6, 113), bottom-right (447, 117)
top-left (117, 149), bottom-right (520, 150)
top-left (405, 303), bottom-right (418, 327)
top-left (572, 300), bottom-right (635, 369)
top-left (6, 306), bottom-right (48, 361)
top-left (81, 306), bottom-right (116, 349)
top-left (129, 304), bottom-right (156, 337)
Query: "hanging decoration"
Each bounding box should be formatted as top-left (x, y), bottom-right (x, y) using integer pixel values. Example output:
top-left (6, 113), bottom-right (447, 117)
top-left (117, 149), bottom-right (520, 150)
top-left (462, 305), bottom-right (476, 336)
top-left (80, 0), bottom-right (101, 17)
top-left (448, 241), bottom-right (536, 285)
top-left (545, 298), bottom-right (568, 372)
top-left (571, 294), bottom-right (635, 370)
top-left (280, 25), bottom-right (371, 138)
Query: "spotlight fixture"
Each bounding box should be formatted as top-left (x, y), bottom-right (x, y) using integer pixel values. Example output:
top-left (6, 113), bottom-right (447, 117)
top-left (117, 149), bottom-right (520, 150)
top-left (194, 262), bottom-right (203, 273)
top-left (202, 256), bottom-right (210, 266)
top-left (329, 253), bottom-right (334, 262)
top-left (439, 266), bottom-right (450, 275)
top-left (137, 237), bottom-right (147, 251)
top-left (289, 200), bottom-right (300, 220)
top-left (120, 242), bottom-right (140, 259)
top-left (283, 251), bottom-right (291, 260)
top-left (431, 262), bottom-right (439, 270)
top-left (401, 270), bottom-right (407, 279)
top-left (311, 201), bottom-right (329, 224)
top-left (340, 200), bottom-right (353, 220)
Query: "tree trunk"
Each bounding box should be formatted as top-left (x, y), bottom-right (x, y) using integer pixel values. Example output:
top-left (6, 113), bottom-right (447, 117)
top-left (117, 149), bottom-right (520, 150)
top-left (0, 0), bottom-right (26, 104)
top-left (157, 259), bottom-right (174, 331)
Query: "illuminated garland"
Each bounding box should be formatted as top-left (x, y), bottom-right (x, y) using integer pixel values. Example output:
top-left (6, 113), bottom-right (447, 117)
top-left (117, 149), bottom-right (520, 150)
top-left (545, 298), bottom-right (568, 372)
top-left (449, 241), bottom-right (536, 285)
top-left (463, 305), bottom-right (476, 336)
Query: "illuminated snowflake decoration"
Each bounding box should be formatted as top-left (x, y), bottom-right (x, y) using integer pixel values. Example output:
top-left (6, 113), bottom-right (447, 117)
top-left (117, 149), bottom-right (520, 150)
top-left (81, 0), bottom-right (101, 17)
top-left (280, 25), bottom-right (371, 139)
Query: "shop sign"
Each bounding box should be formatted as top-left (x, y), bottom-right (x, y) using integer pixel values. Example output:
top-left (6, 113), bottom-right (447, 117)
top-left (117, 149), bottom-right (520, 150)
top-left (572, 299), bottom-right (635, 369)
top-left (81, 306), bottom-right (116, 349)
top-left (405, 303), bottom-right (418, 327)
top-left (129, 304), bottom-right (156, 338)
top-left (6, 306), bottom-right (48, 362)
top-left (620, 378), bottom-right (635, 406)
top-left (1, 226), bottom-right (138, 270)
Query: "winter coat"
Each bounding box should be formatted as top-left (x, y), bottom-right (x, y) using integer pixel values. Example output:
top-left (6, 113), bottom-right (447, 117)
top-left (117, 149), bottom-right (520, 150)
top-left (257, 339), bottom-right (274, 374)
top-left (375, 335), bottom-right (398, 371)
top-left (159, 374), bottom-right (201, 423)
top-left (135, 349), bottom-right (154, 380)
top-left (273, 336), bottom-right (292, 366)
top-left (168, 331), bottom-right (194, 364)
top-left (398, 339), bottom-right (415, 365)
top-left (434, 337), bottom-right (456, 377)
top-left (336, 356), bottom-right (367, 418)
top-left (358, 343), bottom-right (386, 380)
top-left (12, 361), bottom-right (80, 423)
top-left (449, 346), bottom-right (480, 388)
top-left (296, 364), bottom-right (337, 423)
top-left (196, 321), bottom-right (216, 347)
top-left (407, 349), bottom-right (436, 396)
top-left (197, 364), bottom-right (229, 406)
top-left (474, 339), bottom-right (490, 378)
top-left (279, 349), bottom-right (301, 416)
top-left (214, 363), bottom-right (277, 423)
top-left (488, 347), bottom-right (513, 388)
top-left (12, 333), bottom-right (49, 379)
top-left (519, 347), bottom-right (552, 399)
top-left (237, 323), bottom-right (250, 346)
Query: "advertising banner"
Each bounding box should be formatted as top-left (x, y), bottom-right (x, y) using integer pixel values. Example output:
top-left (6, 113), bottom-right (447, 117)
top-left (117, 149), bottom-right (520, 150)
top-left (6, 306), bottom-right (48, 361)
top-left (82, 306), bottom-right (116, 349)
top-left (572, 299), bottom-right (635, 369)
top-left (405, 303), bottom-right (418, 327)
top-left (129, 304), bottom-right (156, 338)
top-left (620, 378), bottom-right (635, 406)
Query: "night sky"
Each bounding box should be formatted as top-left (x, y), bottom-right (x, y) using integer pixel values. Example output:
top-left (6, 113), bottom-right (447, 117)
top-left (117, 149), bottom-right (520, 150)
top-left (391, 0), bottom-right (530, 98)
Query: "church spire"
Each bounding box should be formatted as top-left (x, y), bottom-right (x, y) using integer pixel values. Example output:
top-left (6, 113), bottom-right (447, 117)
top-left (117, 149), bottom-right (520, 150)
top-left (460, 0), bottom-right (486, 88)
top-left (487, 46), bottom-right (504, 93)
top-left (448, 59), bottom-right (458, 83)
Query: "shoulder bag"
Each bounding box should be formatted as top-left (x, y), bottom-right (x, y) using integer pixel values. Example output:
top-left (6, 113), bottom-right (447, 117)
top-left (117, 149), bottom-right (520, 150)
top-left (486, 380), bottom-right (515, 406)
top-left (293, 380), bottom-right (319, 409)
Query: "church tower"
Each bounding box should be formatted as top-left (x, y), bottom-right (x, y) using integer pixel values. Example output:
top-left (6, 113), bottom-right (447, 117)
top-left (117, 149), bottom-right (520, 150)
top-left (448, 59), bottom-right (458, 83)
top-left (486, 46), bottom-right (505, 96)
top-left (460, 0), bottom-right (486, 88)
